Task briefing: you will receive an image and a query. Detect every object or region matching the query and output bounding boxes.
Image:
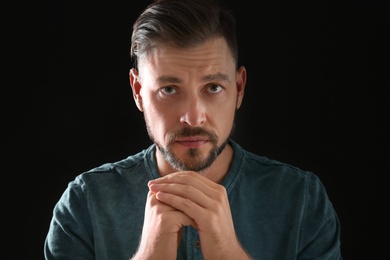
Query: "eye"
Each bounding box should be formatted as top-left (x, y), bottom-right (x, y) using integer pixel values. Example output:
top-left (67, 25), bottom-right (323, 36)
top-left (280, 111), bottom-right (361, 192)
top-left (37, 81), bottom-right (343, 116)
top-left (160, 86), bottom-right (177, 95)
top-left (207, 84), bottom-right (223, 93)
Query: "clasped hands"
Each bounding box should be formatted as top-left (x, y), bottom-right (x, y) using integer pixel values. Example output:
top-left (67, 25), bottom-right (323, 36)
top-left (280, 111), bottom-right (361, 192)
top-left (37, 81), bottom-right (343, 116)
top-left (132, 171), bottom-right (251, 260)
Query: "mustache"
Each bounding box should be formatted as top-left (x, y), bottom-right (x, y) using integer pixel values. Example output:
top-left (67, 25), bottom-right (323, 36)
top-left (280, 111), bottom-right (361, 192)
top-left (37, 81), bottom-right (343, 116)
top-left (168, 127), bottom-right (218, 143)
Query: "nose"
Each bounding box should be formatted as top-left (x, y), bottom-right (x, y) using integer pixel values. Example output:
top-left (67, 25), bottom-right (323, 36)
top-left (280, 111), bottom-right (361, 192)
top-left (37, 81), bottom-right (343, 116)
top-left (179, 94), bottom-right (206, 127)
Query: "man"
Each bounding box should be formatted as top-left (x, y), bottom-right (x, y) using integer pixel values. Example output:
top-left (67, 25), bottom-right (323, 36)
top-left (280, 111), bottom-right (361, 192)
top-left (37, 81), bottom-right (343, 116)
top-left (44, 0), bottom-right (342, 259)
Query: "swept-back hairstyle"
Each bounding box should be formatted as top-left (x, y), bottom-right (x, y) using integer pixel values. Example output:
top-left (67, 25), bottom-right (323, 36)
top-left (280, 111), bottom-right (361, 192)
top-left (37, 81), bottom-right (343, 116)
top-left (130, 0), bottom-right (238, 68)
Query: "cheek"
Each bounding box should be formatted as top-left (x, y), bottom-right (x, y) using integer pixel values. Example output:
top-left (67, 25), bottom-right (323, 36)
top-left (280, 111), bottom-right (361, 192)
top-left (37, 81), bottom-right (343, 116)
top-left (211, 103), bottom-right (236, 133)
top-left (144, 102), bottom-right (176, 142)
top-left (221, 108), bottom-right (236, 126)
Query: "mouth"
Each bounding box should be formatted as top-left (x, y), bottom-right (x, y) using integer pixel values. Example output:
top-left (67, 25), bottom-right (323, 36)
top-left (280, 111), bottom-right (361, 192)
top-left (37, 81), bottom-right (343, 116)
top-left (175, 137), bottom-right (209, 149)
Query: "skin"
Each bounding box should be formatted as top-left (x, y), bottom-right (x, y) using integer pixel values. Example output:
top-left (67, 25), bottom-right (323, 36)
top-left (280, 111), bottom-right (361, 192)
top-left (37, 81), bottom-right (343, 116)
top-left (129, 37), bottom-right (250, 259)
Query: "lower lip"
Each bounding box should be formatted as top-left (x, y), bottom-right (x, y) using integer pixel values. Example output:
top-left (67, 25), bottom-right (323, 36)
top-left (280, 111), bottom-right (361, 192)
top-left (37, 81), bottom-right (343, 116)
top-left (178, 140), bottom-right (207, 148)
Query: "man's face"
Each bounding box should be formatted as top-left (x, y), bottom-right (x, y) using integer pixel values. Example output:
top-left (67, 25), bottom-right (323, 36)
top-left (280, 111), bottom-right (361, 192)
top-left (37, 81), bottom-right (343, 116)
top-left (131, 38), bottom-right (246, 172)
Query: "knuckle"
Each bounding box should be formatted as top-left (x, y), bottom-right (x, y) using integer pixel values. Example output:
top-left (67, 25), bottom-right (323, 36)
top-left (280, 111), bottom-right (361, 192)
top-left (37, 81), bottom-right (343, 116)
top-left (214, 186), bottom-right (227, 202)
top-left (182, 184), bottom-right (193, 194)
top-left (180, 198), bottom-right (193, 210)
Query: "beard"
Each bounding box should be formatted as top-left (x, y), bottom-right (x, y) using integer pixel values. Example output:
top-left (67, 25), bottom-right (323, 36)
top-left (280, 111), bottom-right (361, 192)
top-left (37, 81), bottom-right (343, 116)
top-left (144, 113), bottom-right (236, 172)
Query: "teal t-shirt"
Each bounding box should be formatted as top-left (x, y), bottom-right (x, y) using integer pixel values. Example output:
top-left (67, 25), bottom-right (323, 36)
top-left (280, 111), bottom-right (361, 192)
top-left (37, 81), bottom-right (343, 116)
top-left (44, 140), bottom-right (342, 259)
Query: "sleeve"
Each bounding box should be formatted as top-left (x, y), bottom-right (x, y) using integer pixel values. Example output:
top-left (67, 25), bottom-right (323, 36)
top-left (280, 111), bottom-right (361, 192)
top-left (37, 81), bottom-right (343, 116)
top-left (44, 178), bottom-right (95, 260)
top-left (298, 173), bottom-right (343, 260)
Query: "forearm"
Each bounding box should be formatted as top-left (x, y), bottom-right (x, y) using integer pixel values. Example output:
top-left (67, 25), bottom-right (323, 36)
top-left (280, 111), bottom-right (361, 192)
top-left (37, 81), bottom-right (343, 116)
top-left (130, 233), bottom-right (179, 260)
top-left (201, 237), bottom-right (252, 260)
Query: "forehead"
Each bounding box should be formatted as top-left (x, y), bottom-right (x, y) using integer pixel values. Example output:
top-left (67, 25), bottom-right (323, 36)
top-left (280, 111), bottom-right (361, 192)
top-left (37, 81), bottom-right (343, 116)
top-left (137, 38), bottom-right (236, 78)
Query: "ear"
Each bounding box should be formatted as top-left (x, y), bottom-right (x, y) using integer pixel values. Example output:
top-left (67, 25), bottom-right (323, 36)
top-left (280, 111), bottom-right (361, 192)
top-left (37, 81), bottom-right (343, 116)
top-left (236, 66), bottom-right (247, 109)
top-left (129, 68), bottom-right (143, 112)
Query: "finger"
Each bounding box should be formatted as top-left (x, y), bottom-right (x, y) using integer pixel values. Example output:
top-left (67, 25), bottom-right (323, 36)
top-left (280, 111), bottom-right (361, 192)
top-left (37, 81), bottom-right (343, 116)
top-left (149, 171), bottom-right (220, 197)
top-left (149, 182), bottom-right (212, 209)
top-left (146, 191), bottom-right (196, 230)
top-left (154, 190), bottom-right (207, 225)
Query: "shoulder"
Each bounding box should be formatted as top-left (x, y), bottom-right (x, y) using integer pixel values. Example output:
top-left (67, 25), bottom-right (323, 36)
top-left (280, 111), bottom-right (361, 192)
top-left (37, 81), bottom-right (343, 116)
top-left (229, 139), bottom-right (326, 196)
top-left (231, 139), bottom-right (333, 209)
top-left (72, 145), bottom-right (156, 188)
top-left (231, 139), bottom-right (313, 179)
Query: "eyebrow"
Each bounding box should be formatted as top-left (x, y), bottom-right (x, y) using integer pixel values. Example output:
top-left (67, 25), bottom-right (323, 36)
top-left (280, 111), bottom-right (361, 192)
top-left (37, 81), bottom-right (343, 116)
top-left (157, 76), bottom-right (182, 84)
top-left (202, 73), bottom-right (230, 82)
top-left (157, 73), bottom-right (230, 84)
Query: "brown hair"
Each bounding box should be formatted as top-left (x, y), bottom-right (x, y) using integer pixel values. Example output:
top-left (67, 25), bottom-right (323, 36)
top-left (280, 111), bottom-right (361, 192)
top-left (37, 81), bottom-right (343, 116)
top-left (130, 0), bottom-right (238, 68)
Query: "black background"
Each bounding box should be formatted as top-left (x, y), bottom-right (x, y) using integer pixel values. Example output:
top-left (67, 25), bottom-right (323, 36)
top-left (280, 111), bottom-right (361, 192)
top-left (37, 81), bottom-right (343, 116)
top-left (9, 0), bottom-right (389, 259)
